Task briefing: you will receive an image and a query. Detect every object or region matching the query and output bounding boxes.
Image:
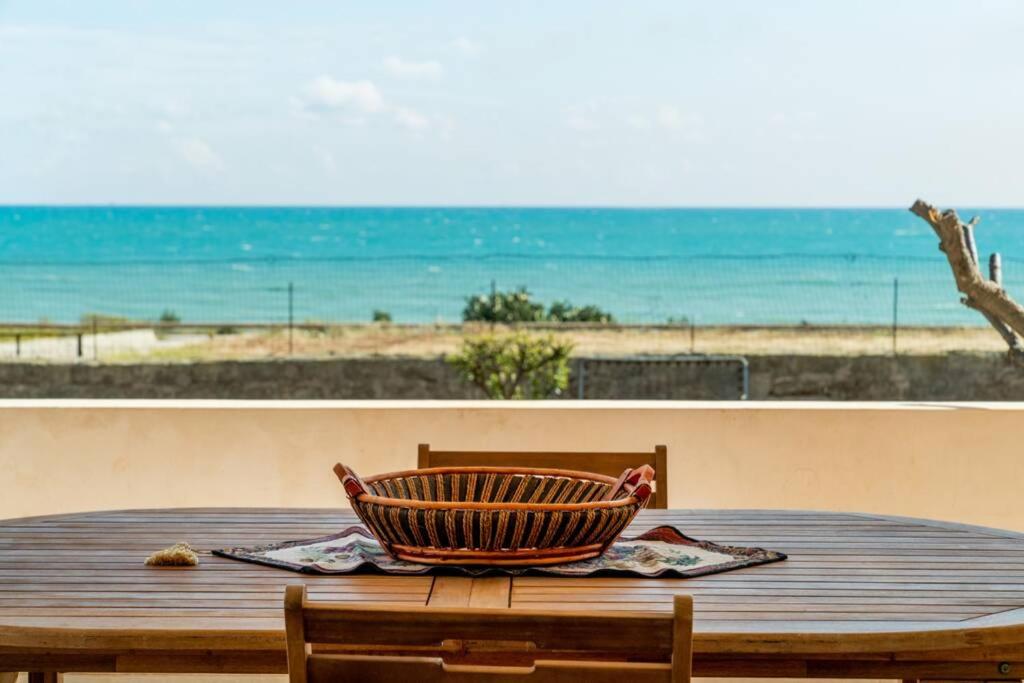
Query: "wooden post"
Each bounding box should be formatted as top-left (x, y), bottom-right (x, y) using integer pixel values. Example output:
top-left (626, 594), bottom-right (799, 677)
top-left (283, 585), bottom-right (308, 683)
top-left (991, 253), bottom-right (1003, 286)
top-left (287, 281), bottom-right (294, 356)
top-left (14, 334), bottom-right (20, 358)
top-left (76, 332), bottom-right (83, 358)
top-left (671, 594), bottom-right (693, 683)
top-left (490, 279), bottom-right (497, 333)
top-left (27, 673), bottom-right (63, 683)
top-left (892, 277), bottom-right (899, 355)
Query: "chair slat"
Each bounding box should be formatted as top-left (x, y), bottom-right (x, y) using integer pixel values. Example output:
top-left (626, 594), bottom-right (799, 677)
top-left (309, 654), bottom-right (675, 682)
top-left (285, 586), bottom-right (692, 683)
top-left (302, 603), bottom-right (673, 653)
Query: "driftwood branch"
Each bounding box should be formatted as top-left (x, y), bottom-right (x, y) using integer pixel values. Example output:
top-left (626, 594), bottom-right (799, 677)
top-left (909, 199), bottom-right (1024, 364)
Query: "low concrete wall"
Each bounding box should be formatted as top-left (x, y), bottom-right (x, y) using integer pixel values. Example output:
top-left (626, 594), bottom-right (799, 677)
top-left (2, 400), bottom-right (1023, 533)
top-left (1, 352), bottom-right (1022, 400)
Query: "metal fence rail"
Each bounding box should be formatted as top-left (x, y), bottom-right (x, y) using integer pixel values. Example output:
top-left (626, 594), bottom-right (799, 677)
top-left (576, 355), bottom-right (749, 400)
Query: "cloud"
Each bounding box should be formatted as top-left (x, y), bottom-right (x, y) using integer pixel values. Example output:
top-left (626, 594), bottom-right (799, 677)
top-left (382, 56), bottom-right (443, 80)
top-left (177, 138), bottom-right (224, 172)
top-left (656, 105), bottom-right (688, 131)
top-left (301, 76), bottom-right (384, 115)
top-left (313, 146), bottom-right (337, 175)
top-left (626, 114), bottom-right (652, 130)
top-left (624, 105), bottom-right (706, 142)
top-left (449, 37), bottom-right (482, 57)
top-left (296, 76), bottom-right (432, 132)
top-left (392, 107), bottom-right (430, 131)
top-left (565, 105), bottom-right (600, 132)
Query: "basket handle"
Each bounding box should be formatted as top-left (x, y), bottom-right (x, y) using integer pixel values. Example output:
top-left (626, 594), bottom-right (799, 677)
top-left (333, 463), bottom-right (368, 498)
top-left (623, 464), bottom-right (655, 503)
top-left (604, 468), bottom-right (634, 501)
top-left (605, 464), bottom-right (655, 503)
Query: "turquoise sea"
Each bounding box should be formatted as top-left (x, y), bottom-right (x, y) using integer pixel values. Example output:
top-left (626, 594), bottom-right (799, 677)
top-left (1, 206), bottom-right (1022, 325)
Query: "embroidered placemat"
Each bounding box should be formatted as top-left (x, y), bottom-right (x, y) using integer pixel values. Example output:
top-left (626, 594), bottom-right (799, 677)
top-left (214, 525), bottom-right (786, 578)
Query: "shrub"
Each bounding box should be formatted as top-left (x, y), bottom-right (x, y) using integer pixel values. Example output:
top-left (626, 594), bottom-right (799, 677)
top-left (447, 332), bottom-right (573, 399)
top-left (159, 309), bottom-right (181, 324)
top-left (547, 300), bottom-right (615, 323)
top-left (372, 309), bottom-right (393, 323)
top-left (462, 287), bottom-right (546, 323)
top-left (463, 288), bottom-right (614, 324)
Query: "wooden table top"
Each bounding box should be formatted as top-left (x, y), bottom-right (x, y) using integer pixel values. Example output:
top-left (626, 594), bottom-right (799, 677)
top-left (3, 508), bottom-right (1024, 677)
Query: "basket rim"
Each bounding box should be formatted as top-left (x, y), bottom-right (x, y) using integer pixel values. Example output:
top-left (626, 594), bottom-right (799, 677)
top-left (346, 465), bottom-right (649, 511)
top-left (351, 492), bottom-right (642, 512)
top-left (362, 465), bottom-right (620, 485)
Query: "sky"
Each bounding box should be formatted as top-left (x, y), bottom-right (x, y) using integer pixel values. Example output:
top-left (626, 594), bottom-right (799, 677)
top-left (1, 0), bottom-right (1023, 206)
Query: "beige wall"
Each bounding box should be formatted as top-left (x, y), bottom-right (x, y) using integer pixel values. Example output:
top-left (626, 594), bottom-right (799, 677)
top-left (2, 399), bottom-right (1023, 532)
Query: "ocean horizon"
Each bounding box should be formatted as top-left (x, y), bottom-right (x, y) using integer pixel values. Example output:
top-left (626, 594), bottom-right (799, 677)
top-left (2, 206), bottom-right (1022, 326)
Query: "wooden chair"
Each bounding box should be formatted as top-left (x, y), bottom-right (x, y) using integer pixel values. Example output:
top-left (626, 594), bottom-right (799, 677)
top-left (285, 584), bottom-right (693, 683)
top-left (418, 443), bottom-right (669, 509)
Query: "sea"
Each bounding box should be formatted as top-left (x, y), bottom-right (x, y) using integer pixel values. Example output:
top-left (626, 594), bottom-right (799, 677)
top-left (1, 206), bottom-right (1022, 326)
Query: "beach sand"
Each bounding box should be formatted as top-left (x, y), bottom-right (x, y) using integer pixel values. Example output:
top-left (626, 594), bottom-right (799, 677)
top-left (94, 324), bottom-right (1008, 362)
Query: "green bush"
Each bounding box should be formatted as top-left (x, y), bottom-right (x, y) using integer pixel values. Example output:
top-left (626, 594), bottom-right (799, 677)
top-left (547, 300), bottom-right (615, 323)
top-left (463, 287), bottom-right (546, 323)
top-left (372, 309), bottom-right (393, 323)
top-left (159, 309), bottom-right (181, 324)
top-left (447, 332), bottom-right (573, 399)
top-left (463, 287), bottom-right (613, 324)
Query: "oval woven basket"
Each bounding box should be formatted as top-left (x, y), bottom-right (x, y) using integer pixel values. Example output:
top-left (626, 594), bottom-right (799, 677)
top-left (334, 463), bottom-right (655, 566)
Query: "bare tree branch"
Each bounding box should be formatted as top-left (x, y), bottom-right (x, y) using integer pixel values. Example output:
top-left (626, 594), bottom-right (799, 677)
top-left (909, 199), bottom-right (1024, 364)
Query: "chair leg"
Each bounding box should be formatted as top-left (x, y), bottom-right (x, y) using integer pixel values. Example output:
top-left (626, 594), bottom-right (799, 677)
top-left (27, 673), bottom-right (63, 683)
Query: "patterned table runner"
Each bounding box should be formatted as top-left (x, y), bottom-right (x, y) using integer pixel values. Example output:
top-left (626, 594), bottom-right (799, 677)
top-left (215, 525), bottom-right (785, 577)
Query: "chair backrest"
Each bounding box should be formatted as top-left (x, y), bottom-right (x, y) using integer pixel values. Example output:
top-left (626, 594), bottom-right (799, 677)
top-left (285, 584), bottom-right (692, 683)
top-left (418, 443), bottom-right (669, 509)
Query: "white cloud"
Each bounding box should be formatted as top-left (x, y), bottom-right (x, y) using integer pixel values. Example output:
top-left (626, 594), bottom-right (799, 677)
top-left (449, 37), bottom-right (482, 57)
top-left (565, 105), bottom-right (600, 132)
top-left (296, 76), bottom-right (433, 132)
top-left (392, 107), bottom-right (430, 131)
top-left (177, 138), bottom-right (224, 172)
top-left (656, 105), bottom-right (687, 131)
top-left (301, 76), bottom-right (384, 115)
top-left (652, 105), bottom-right (706, 142)
top-left (626, 114), bottom-right (652, 130)
top-left (382, 56), bottom-right (443, 80)
top-left (313, 147), bottom-right (338, 175)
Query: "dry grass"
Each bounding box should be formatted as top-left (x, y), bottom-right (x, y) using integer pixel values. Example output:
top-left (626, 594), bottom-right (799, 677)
top-left (115, 324), bottom-right (1008, 362)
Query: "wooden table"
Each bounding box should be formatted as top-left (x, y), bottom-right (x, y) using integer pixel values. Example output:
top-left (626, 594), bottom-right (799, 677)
top-left (3, 508), bottom-right (1024, 682)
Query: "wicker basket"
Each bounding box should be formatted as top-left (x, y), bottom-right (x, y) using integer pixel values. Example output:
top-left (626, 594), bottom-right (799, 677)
top-left (334, 463), bottom-right (655, 566)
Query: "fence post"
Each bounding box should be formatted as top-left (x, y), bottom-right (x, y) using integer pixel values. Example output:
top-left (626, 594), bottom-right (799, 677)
top-left (576, 358), bottom-right (587, 400)
top-left (15, 334), bottom-right (20, 358)
top-left (288, 281), bottom-right (294, 356)
top-left (490, 279), bottom-right (497, 333)
top-left (689, 317), bottom-right (695, 354)
top-left (891, 276), bottom-right (899, 355)
top-left (76, 331), bottom-right (83, 359)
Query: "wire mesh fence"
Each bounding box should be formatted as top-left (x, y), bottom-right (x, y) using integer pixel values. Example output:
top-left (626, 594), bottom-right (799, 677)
top-left (0, 253), bottom-right (1014, 361)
